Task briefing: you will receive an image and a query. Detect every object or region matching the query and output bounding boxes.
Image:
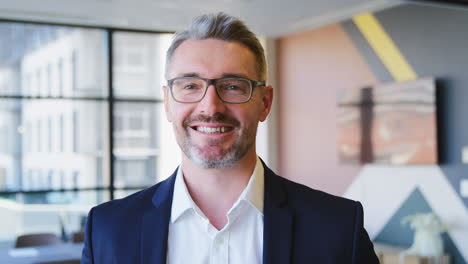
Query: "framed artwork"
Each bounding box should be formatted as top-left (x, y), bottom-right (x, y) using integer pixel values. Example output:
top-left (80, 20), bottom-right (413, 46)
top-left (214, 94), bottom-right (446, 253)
top-left (337, 78), bottom-right (437, 165)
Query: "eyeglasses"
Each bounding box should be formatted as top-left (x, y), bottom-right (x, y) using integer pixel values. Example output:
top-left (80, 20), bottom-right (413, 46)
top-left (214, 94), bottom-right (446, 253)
top-left (167, 77), bottom-right (266, 104)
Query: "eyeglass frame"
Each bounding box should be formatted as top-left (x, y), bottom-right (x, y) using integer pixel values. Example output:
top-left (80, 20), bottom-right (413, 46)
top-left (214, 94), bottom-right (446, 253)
top-left (166, 76), bottom-right (266, 104)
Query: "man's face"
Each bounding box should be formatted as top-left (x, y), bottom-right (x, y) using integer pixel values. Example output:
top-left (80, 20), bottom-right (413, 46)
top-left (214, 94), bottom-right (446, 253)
top-left (164, 38), bottom-right (272, 168)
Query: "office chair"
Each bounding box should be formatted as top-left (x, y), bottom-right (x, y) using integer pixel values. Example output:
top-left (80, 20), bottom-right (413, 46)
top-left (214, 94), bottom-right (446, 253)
top-left (34, 260), bottom-right (80, 264)
top-left (71, 231), bottom-right (84, 243)
top-left (15, 233), bottom-right (62, 248)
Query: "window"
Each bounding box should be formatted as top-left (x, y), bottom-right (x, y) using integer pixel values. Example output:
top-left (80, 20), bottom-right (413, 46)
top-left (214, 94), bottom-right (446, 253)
top-left (59, 114), bottom-right (64, 152)
top-left (37, 119), bottom-right (42, 152)
top-left (113, 32), bottom-right (169, 99)
top-left (0, 21), bottom-right (175, 249)
top-left (36, 69), bottom-right (41, 95)
top-left (71, 49), bottom-right (78, 91)
top-left (47, 63), bottom-right (52, 95)
top-left (0, 168), bottom-right (6, 190)
top-left (73, 170), bottom-right (80, 189)
top-left (72, 110), bottom-right (79, 153)
top-left (0, 123), bottom-right (5, 153)
top-left (48, 116), bottom-right (53, 152)
top-left (115, 159), bottom-right (149, 188)
top-left (58, 57), bottom-right (64, 96)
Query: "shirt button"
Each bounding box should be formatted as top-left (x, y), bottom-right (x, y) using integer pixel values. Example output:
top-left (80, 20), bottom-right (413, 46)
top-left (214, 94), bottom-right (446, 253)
top-left (216, 237), bottom-right (224, 245)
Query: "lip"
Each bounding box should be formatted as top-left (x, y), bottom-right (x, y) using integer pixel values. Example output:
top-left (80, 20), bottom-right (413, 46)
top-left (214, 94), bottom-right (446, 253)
top-left (189, 123), bottom-right (234, 128)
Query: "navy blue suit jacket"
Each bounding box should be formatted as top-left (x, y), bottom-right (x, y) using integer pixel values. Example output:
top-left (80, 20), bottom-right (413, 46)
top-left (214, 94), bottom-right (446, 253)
top-left (82, 164), bottom-right (379, 263)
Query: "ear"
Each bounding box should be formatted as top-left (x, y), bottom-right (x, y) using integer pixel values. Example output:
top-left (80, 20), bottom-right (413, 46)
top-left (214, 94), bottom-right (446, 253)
top-left (162, 85), bottom-right (173, 122)
top-left (259, 85), bottom-right (273, 122)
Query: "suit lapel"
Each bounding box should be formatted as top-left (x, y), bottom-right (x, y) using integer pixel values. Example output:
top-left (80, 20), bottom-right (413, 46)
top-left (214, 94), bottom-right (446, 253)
top-left (262, 164), bottom-right (294, 264)
top-left (140, 170), bottom-right (177, 264)
top-left (138, 164), bottom-right (294, 264)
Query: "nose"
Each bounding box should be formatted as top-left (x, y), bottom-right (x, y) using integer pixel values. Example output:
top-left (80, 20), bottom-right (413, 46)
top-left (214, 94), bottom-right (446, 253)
top-left (196, 84), bottom-right (226, 115)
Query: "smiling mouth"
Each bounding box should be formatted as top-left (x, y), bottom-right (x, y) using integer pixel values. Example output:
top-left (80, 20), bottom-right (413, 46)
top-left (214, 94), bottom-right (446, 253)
top-left (192, 126), bottom-right (234, 134)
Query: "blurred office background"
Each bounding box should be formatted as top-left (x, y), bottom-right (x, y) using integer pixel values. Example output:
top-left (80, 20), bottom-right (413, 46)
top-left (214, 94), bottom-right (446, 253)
top-left (0, 24), bottom-right (179, 246)
top-left (0, 0), bottom-right (467, 263)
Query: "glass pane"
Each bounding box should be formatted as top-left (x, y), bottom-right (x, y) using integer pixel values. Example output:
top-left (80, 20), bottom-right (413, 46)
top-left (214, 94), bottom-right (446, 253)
top-left (112, 32), bottom-right (173, 100)
top-left (0, 22), bottom-right (108, 98)
top-left (0, 99), bottom-right (109, 192)
top-left (0, 100), bottom-right (21, 191)
top-left (1, 190), bottom-right (109, 205)
top-left (0, 190), bottom-right (108, 249)
top-left (114, 188), bottom-right (144, 199)
top-left (113, 102), bottom-right (163, 188)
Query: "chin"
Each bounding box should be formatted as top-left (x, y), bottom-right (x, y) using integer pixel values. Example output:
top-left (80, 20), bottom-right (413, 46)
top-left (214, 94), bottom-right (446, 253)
top-left (188, 148), bottom-right (240, 169)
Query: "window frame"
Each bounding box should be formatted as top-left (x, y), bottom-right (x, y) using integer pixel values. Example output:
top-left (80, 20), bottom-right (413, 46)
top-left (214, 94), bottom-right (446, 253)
top-left (0, 18), bottom-right (173, 202)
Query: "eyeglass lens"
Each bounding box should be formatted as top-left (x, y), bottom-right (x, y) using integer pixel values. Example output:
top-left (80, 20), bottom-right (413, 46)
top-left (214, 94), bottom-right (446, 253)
top-left (171, 78), bottom-right (251, 103)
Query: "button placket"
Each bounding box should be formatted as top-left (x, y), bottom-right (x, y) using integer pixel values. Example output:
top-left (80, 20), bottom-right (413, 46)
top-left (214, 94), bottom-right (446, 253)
top-left (210, 230), bottom-right (229, 264)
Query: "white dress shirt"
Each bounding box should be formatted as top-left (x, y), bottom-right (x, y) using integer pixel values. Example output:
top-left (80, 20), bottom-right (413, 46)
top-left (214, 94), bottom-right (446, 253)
top-left (167, 157), bottom-right (264, 264)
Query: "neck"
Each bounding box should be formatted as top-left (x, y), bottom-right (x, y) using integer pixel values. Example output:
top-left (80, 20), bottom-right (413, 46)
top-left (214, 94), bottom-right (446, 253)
top-left (181, 149), bottom-right (257, 230)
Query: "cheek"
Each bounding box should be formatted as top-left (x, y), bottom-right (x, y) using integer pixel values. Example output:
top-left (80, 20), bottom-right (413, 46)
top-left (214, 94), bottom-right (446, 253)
top-left (244, 99), bottom-right (264, 120)
top-left (170, 105), bottom-right (193, 125)
top-left (165, 106), bottom-right (173, 123)
top-left (163, 86), bottom-right (172, 122)
top-left (235, 109), bottom-right (262, 129)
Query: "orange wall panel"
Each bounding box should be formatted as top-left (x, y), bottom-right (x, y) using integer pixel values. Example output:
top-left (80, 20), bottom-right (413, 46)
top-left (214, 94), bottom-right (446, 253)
top-left (277, 23), bottom-right (377, 195)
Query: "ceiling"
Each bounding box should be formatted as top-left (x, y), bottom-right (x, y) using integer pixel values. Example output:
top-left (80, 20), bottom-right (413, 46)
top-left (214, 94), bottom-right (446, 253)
top-left (0, 0), bottom-right (404, 37)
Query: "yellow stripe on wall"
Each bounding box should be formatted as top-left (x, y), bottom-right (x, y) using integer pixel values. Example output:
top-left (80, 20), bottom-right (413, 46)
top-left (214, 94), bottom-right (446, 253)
top-left (353, 13), bottom-right (417, 81)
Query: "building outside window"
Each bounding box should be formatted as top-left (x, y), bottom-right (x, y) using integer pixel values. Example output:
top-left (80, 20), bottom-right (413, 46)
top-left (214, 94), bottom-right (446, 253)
top-left (0, 21), bottom-right (176, 248)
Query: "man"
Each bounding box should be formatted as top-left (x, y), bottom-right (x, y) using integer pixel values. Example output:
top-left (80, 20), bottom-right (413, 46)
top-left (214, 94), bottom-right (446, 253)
top-left (82, 13), bottom-right (379, 264)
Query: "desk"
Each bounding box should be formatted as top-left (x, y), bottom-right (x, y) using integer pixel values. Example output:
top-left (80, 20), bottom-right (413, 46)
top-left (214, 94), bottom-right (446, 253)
top-left (374, 243), bottom-right (450, 264)
top-left (0, 243), bottom-right (83, 264)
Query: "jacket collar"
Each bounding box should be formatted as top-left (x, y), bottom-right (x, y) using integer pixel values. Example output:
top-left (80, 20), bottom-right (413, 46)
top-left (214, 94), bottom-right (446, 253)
top-left (171, 157), bottom-right (266, 224)
top-left (140, 167), bottom-right (177, 264)
top-left (139, 162), bottom-right (294, 264)
top-left (262, 161), bottom-right (294, 264)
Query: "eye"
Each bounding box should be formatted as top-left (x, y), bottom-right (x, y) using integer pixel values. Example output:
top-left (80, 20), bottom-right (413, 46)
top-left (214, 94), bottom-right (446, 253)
top-left (184, 84), bottom-right (196, 90)
top-left (181, 82), bottom-right (203, 91)
top-left (225, 85), bottom-right (241, 91)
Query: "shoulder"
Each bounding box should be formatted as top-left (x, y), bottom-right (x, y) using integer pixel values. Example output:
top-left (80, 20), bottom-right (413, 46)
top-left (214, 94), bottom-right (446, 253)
top-left (92, 184), bottom-right (157, 216)
top-left (91, 173), bottom-right (176, 219)
top-left (283, 176), bottom-right (358, 209)
top-left (281, 175), bottom-right (356, 206)
top-left (264, 165), bottom-right (361, 218)
top-left (266, 170), bottom-right (366, 241)
top-left (263, 166), bottom-right (378, 263)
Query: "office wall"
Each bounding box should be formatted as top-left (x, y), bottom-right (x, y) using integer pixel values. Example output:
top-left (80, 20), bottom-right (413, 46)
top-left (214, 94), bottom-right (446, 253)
top-left (277, 4), bottom-right (468, 264)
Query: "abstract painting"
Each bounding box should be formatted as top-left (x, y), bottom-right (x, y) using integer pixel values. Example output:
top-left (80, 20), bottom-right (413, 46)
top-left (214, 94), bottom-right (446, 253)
top-left (337, 78), bottom-right (437, 165)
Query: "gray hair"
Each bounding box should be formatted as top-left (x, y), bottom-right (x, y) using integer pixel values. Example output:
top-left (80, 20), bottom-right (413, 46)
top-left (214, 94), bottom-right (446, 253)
top-left (165, 12), bottom-right (267, 81)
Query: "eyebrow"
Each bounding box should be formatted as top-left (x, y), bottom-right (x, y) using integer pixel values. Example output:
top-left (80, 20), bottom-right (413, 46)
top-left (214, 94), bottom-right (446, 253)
top-left (179, 73), bottom-right (200, 78)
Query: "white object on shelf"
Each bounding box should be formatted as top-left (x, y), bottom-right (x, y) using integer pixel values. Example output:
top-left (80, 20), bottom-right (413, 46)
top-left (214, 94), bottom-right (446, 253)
top-left (8, 248), bottom-right (39, 258)
top-left (462, 146), bottom-right (468, 164)
top-left (402, 213), bottom-right (446, 258)
top-left (460, 179), bottom-right (468, 198)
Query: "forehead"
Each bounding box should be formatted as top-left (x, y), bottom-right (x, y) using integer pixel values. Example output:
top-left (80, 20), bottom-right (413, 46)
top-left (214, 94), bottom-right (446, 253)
top-left (168, 38), bottom-right (258, 79)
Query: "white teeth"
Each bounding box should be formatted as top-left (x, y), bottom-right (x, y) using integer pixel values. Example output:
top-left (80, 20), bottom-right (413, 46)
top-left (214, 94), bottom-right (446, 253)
top-left (196, 127), bottom-right (229, 133)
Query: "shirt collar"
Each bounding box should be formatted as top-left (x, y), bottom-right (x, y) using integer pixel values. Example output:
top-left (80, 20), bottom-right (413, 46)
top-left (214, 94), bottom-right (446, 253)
top-left (237, 156), bottom-right (264, 215)
top-left (170, 165), bottom-right (197, 223)
top-left (170, 156), bottom-right (265, 223)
